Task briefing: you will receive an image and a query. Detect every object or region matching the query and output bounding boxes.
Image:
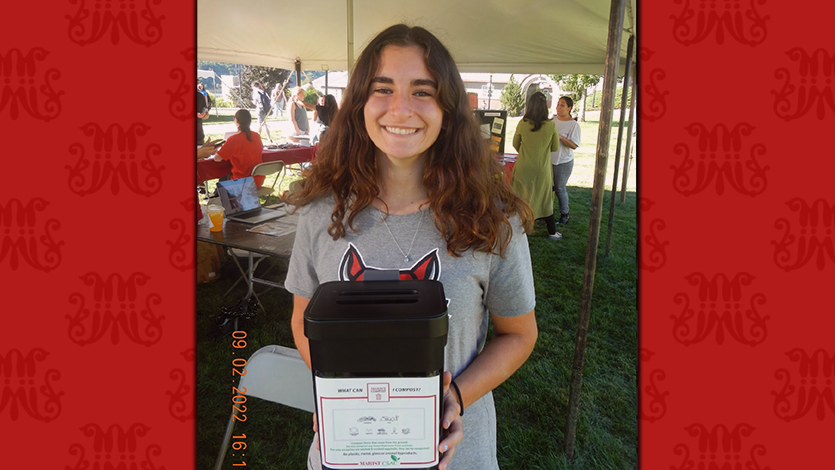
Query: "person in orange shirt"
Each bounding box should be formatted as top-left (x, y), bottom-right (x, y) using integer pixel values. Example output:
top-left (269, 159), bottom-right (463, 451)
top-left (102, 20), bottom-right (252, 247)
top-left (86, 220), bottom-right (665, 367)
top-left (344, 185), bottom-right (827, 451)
top-left (212, 109), bottom-right (265, 187)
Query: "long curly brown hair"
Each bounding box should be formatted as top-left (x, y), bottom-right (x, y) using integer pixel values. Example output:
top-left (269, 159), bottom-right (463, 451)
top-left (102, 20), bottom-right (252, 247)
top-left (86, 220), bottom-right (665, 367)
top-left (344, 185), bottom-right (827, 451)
top-left (288, 24), bottom-right (533, 257)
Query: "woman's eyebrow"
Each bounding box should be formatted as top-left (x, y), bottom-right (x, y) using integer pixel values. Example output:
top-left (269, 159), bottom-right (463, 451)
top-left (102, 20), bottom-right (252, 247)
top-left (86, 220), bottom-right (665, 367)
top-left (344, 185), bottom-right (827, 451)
top-left (370, 76), bottom-right (393, 84)
top-left (369, 76), bottom-right (437, 88)
top-left (412, 78), bottom-right (437, 88)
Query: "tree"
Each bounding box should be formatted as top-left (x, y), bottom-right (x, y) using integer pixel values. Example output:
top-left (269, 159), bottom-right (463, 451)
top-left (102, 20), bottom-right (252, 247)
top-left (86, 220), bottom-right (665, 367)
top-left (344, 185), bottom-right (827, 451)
top-left (239, 65), bottom-right (291, 108)
top-left (500, 74), bottom-right (525, 117)
top-left (303, 86), bottom-right (320, 106)
top-left (550, 74), bottom-right (601, 122)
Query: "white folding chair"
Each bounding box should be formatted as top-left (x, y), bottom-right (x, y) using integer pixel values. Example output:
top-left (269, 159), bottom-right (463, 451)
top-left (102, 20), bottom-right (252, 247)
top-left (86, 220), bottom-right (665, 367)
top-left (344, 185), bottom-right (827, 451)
top-left (214, 345), bottom-right (314, 470)
top-left (251, 160), bottom-right (285, 200)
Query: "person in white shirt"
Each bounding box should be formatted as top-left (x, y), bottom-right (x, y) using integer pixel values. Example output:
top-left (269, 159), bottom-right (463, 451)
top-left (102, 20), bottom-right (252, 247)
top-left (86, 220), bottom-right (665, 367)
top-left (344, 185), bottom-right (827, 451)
top-left (551, 96), bottom-right (581, 225)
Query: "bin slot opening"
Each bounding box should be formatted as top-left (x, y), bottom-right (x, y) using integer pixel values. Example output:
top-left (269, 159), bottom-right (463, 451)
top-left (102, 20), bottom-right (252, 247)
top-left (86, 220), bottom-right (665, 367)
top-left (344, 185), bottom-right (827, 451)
top-left (335, 297), bottom-right (419, 305)
top-left (337, 289), bottom-right (419, 297)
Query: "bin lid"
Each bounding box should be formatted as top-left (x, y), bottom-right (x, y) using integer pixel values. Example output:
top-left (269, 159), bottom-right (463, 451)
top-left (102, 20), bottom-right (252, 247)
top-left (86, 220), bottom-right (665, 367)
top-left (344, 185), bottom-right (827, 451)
top-left (304, 280), bottom-right (448, 340)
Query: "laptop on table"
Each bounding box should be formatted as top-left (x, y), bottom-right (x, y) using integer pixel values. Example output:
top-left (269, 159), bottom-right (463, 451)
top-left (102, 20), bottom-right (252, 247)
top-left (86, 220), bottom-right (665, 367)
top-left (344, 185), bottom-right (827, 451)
top-left (216, 176), bottom-right (285, 224)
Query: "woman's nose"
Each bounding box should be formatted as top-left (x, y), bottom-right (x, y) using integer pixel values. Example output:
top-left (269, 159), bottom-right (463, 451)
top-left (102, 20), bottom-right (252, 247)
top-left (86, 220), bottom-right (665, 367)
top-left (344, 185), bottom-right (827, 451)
top-left (388, 91), bottom-right (412, 117)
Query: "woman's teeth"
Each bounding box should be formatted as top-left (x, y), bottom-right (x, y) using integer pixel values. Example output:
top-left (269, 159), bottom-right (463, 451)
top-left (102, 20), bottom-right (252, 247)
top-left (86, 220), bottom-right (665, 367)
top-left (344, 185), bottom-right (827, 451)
top-left (385, 127), bottom-right (417, 135)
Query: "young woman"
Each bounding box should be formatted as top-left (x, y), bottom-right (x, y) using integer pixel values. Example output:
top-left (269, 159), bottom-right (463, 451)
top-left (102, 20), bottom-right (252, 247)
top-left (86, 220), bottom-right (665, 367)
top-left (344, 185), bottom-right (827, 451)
top-left (511, 91), bottom-right (561, 239)
top-left (285, 24), bottom-right (538, 470)
top-left (211, 109), bottom-right (265, 186)
top-left (552, 96), bottom-right (581, 225)
top-left (311, 94), bottom-right (339, 144)
top-left (289, 86), bottom-right (315, 135)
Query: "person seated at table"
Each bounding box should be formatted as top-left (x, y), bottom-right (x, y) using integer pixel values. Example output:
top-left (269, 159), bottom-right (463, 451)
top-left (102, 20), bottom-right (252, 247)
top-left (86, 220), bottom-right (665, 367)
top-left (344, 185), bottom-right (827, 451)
top-left (311, 94), bottom-right (339, 145)
top-left (209, 109), bottom-right (266, 187)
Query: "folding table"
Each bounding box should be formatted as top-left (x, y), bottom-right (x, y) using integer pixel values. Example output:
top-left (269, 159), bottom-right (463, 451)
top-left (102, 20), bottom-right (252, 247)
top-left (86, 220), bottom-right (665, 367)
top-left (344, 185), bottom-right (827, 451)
top-left (196, 207), bottom-right (297, 320)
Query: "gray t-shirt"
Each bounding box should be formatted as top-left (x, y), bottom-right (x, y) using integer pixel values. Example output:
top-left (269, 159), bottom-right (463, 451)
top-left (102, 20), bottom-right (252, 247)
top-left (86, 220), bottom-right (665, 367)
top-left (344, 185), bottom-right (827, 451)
top-left (285, 197), bottom-right (536, 470)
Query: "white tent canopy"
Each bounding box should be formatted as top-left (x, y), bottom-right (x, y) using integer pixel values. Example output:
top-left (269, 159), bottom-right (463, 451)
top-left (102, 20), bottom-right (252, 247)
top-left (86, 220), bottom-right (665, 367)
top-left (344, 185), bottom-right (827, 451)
top-left (197, 0), bottom-right (636, 75)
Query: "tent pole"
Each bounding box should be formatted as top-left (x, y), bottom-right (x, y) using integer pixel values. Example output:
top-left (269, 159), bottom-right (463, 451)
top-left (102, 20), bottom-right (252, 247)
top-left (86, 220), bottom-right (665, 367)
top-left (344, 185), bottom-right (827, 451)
top-left (604, 34), bottom-right (634, 257)
top-left (347, 0), bottom-right (354, 73)
top-left (563, 0), bottom-right (626, 459)
top-left (620, 63), bottom-right (637, 203)
top-left (487, 73), bottom-right (493, 110)
top-left (295, 59), bottom-right (301, 87)
top-left (213, 73), bottom-right (218, 117)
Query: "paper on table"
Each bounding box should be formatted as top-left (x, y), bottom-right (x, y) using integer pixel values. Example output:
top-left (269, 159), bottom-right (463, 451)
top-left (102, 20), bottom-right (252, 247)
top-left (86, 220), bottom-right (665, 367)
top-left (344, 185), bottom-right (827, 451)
top-left (246, 214), bottom-right (299, 237)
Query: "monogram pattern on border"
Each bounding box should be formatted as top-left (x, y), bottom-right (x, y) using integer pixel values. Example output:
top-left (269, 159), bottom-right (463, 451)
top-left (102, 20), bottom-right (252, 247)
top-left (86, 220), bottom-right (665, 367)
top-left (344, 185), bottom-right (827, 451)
top-left (0, 198), bottom-right (63, 272)
top-left (671, 0), bottom-right (769, 46)
top-left (640, 349), bottom-right (668, 423)
top-left (670, 123), bottom-right (769, 197)
top-left (772, 349), bottom-right (835, 421)
top-left (672, 424), bottom-right (768, 470)
top-left (67, 423), bottom-right (163, 470)
top-left (66, 123), bottom-right (165, 197)
top-left (639, 48), bottom-right (668, 122)
top-left (66, 0), bottom-right (165, 47)
top-left (66, 272), bottom-right (164, 346)
top-left (0, 48), bottom-right (63, 122)
top-left (640, 198), bottom-right (668, 272)
top-left (772, 49), bottom-right (835, 121)
top-left (0, 348), bottom-right (63, 422)
top-left (772, 199), bottom-right (835, 271)
top-left (671, 273), bottom-right (768, 346)
top-left (166, 198), bottom-right (193, 271)
top-left (167, 349), bottom-right (194, 422)
top-left (167, 48), bottom-right (194, 121)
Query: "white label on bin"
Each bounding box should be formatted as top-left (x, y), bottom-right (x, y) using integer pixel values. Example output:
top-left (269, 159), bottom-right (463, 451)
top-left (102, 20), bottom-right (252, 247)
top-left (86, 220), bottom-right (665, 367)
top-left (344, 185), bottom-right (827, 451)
top-left (315, 376), bottom-right (440, 468)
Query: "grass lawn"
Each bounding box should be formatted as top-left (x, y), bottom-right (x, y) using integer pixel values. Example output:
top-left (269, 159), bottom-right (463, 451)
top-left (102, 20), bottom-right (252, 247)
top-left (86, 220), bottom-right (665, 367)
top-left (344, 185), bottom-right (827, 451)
top-left (196, 116), bottom-right (637, 469)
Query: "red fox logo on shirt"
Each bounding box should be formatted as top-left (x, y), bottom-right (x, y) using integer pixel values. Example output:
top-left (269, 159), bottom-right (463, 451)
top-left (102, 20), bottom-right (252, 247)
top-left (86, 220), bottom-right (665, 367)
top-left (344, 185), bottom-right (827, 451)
top-left (338, 243), bottom-right (440, 281)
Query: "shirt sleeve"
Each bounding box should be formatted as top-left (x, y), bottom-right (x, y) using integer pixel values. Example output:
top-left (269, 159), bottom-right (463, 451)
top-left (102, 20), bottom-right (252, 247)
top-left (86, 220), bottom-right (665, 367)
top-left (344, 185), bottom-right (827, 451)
top-left (284, 204), bottom-right (321, 299)
top-left (215, 134), bottom-right (233, 161)
top-left (512, 123), bottom-right (522, 152)
top-left (484, 215), bottom-right (536, 317)
top-left (568, 121), bottom-right (582, 146)
top-left (550, 123), bottom-right (559, 152)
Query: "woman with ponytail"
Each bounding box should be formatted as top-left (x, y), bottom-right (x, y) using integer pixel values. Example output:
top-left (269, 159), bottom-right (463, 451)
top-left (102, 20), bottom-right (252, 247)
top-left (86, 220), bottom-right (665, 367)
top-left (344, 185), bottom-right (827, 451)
top-left (213, 108), bottom-right (266, 186)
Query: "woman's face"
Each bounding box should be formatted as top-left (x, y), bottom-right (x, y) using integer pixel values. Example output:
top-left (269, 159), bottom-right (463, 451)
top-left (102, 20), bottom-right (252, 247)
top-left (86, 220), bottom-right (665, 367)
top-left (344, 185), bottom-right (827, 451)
top-left (556, 98), bottom-right (572, 117)
top-left (363, 45), bottom-right (443, 165)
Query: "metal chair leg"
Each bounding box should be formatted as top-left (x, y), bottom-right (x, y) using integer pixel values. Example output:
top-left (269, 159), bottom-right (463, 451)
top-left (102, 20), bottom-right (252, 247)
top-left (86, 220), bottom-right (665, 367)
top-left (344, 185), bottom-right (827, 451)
top-left (213, 406), bottom-right (239, 470)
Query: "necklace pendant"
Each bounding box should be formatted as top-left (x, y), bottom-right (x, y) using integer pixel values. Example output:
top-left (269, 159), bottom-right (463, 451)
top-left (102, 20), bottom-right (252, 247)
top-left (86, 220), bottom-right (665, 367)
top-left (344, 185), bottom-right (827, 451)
top-left (404, 256), bottom-right (410, 263)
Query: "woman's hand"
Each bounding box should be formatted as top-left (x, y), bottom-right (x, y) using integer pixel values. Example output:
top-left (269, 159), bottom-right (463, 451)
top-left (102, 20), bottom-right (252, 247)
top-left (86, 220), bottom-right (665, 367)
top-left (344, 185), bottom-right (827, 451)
top-left (439, 371), bottom-right (463, 470)
top-left (197, 139), bottom-right (223, 159)
top-left (558, 135), bottom-right (578, 149)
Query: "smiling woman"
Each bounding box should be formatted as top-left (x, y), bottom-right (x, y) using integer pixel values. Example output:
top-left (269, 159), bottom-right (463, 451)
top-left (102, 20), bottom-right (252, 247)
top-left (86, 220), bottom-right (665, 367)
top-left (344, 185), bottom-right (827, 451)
top-left (285, 24), bottom-right (538, 470)
top-left (363, 47), bottom-right (443, 167)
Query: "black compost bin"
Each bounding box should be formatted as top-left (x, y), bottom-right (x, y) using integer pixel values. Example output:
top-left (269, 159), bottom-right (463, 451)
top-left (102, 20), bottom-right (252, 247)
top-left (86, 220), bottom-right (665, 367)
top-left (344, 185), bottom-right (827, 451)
top-left (304, 280), bottom-right (448, 470)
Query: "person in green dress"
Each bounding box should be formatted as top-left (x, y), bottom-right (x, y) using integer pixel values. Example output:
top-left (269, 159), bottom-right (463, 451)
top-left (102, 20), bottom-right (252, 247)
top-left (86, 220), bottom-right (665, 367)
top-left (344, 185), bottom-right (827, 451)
top-left (510, 91), bottom-right (561, 239)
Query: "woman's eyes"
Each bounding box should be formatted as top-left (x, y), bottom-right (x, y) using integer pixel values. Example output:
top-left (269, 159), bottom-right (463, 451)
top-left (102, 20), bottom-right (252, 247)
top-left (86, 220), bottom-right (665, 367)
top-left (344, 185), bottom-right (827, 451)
top-left (370, 88), bottom-right (435, 98)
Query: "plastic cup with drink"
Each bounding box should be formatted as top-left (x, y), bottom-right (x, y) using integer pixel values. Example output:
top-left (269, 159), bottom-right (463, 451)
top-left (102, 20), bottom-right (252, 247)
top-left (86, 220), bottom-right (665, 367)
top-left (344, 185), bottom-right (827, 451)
top-left (207, 205), bottom-right (225, 232)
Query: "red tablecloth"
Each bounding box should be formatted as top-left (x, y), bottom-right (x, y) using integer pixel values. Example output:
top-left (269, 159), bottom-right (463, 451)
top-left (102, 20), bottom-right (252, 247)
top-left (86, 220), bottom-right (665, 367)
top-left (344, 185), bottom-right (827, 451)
top-left (197, 146), bottom-right (316, 183)
top-left (499, 153), bottom-right (516, 183)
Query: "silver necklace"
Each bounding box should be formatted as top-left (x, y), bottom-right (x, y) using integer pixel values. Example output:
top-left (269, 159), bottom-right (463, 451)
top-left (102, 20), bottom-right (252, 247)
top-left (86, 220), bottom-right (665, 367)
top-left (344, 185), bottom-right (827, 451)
top-left (382, 208), bottom-right (426, 263)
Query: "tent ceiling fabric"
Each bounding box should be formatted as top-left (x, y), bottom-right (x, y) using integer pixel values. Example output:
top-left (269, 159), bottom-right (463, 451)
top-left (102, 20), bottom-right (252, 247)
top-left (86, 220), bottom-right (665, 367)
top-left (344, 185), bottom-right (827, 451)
top-left (197, 0), bottom-right (636, 75)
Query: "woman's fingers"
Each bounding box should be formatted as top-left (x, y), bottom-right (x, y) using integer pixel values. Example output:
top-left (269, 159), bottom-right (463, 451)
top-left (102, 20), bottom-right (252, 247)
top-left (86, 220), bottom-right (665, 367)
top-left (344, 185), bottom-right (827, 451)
top-left (437, 371), bottom-right (463, 470)
top-left (312, 412), bottom-right (320, 450)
